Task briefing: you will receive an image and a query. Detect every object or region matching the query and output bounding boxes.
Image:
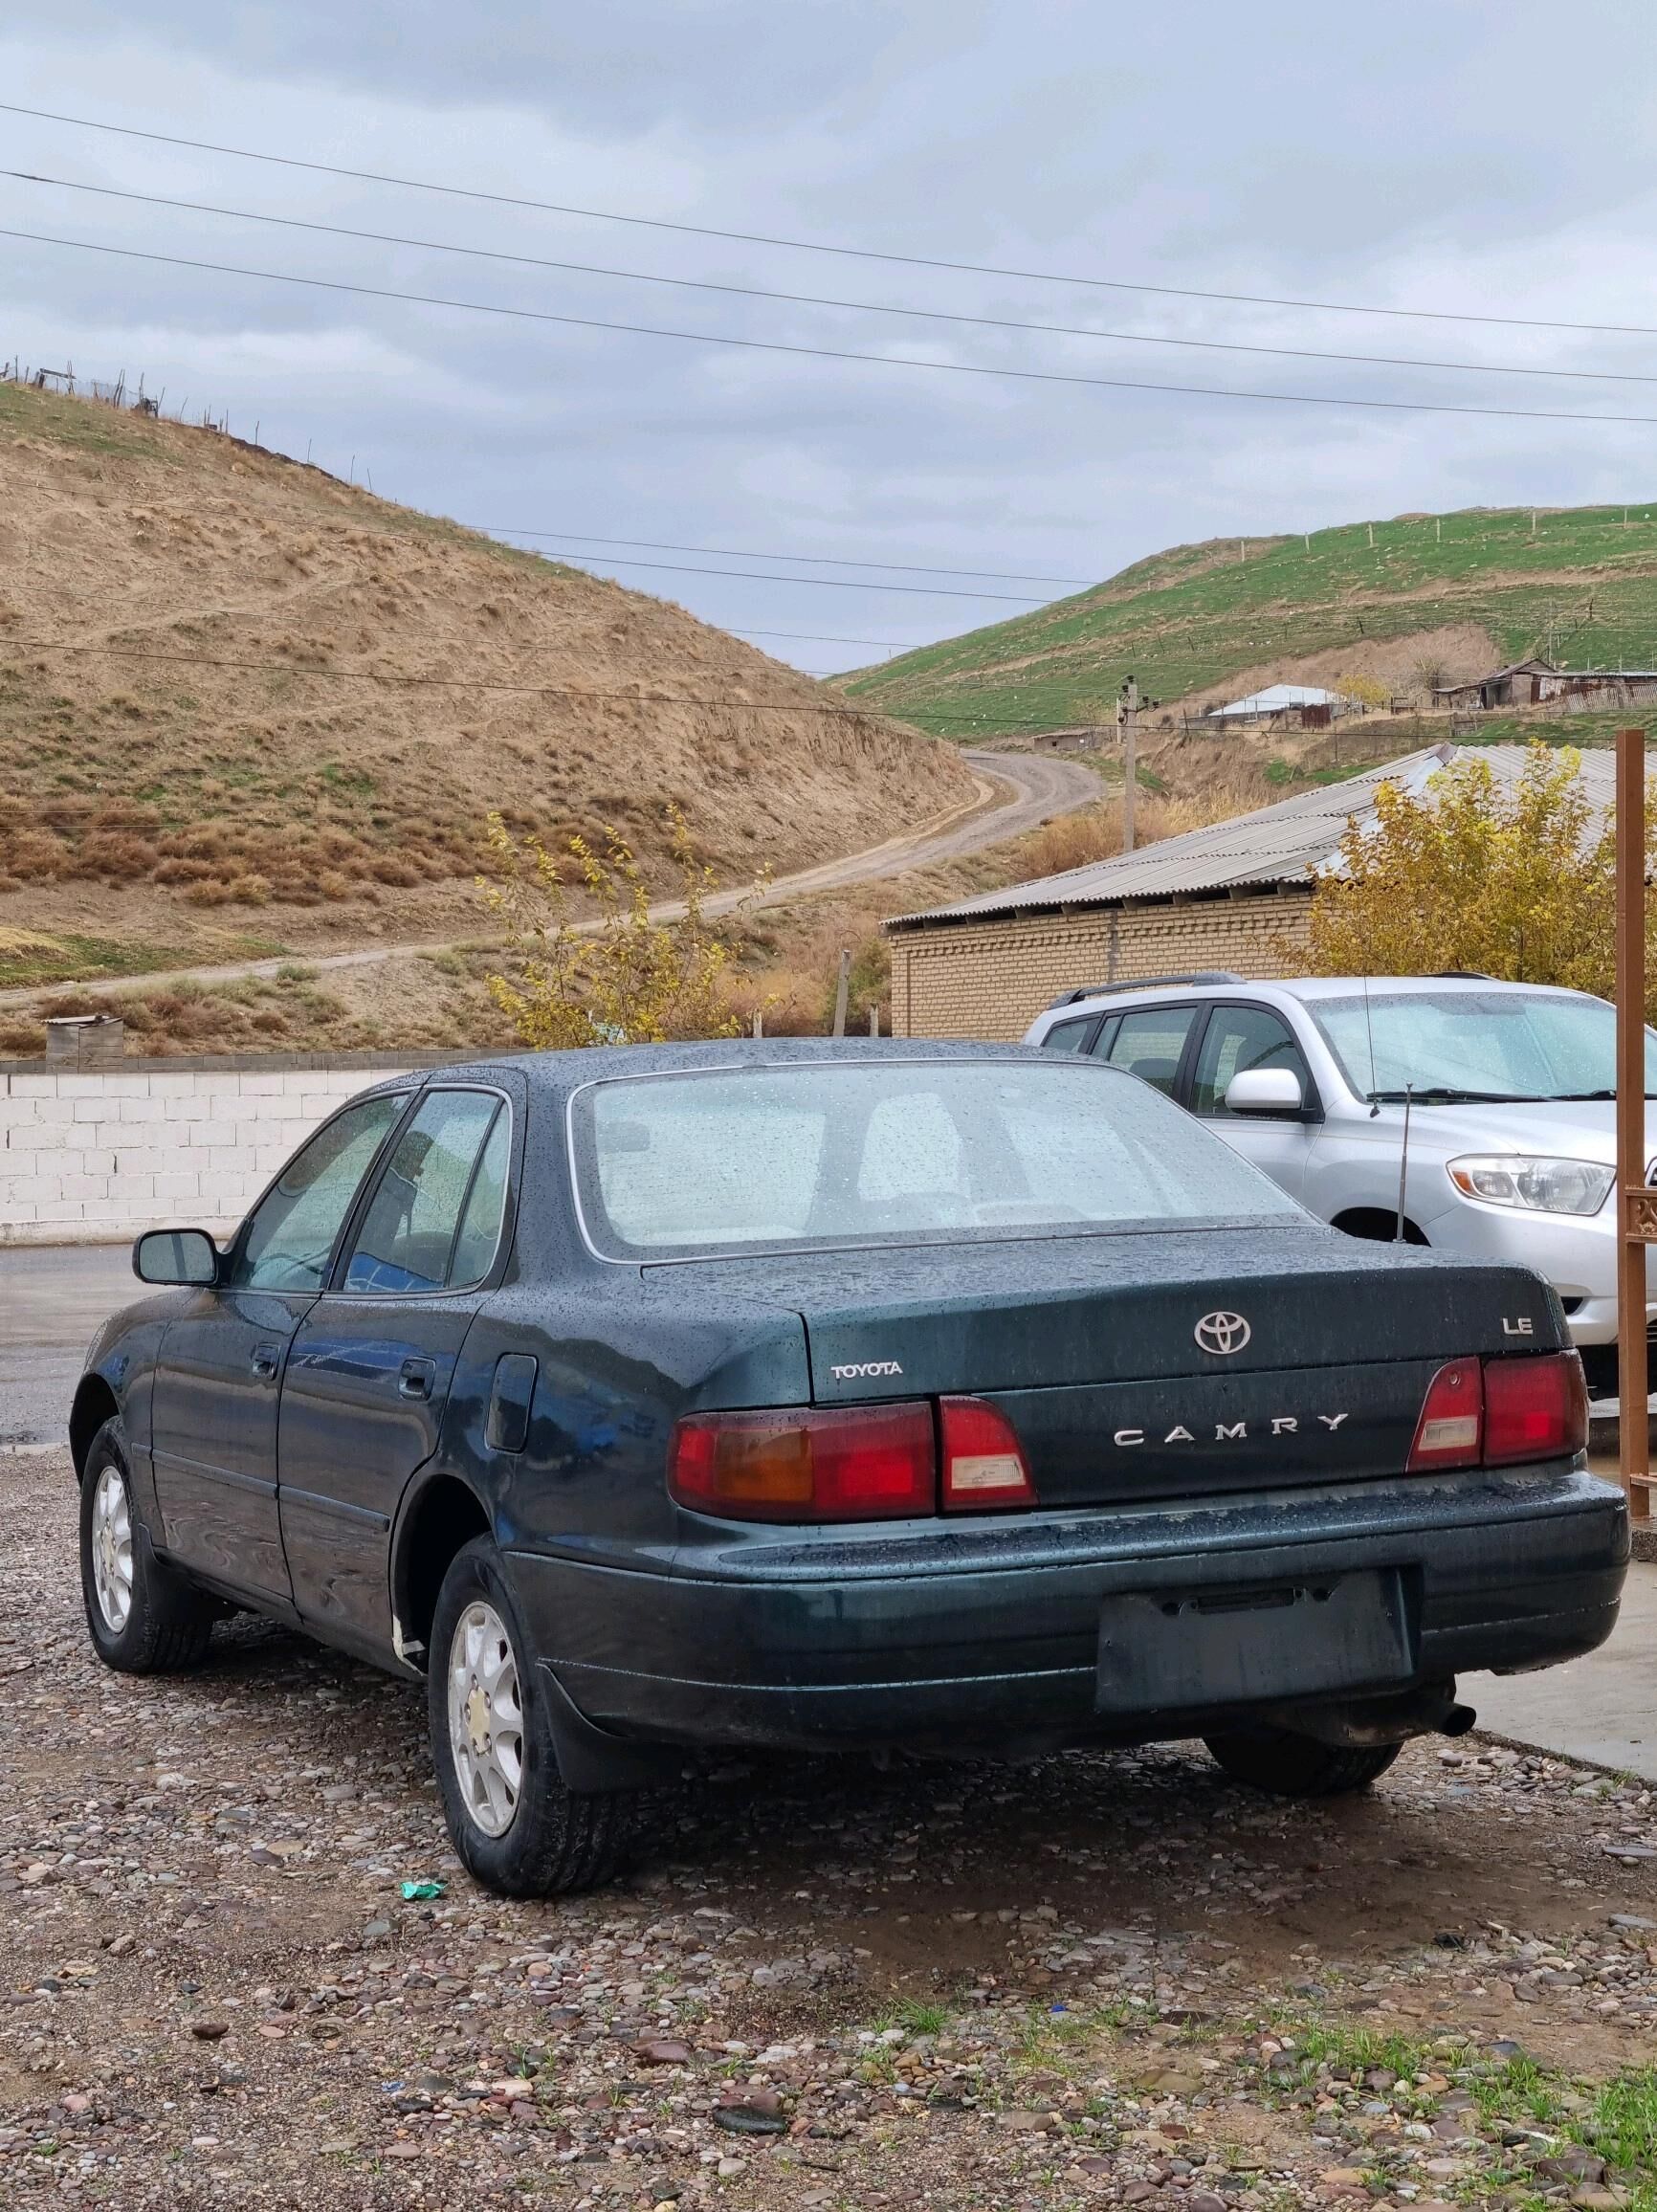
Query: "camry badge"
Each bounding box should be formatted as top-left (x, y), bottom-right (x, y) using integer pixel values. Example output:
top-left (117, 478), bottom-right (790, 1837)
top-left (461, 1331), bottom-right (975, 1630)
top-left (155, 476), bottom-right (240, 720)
top-left (1194, 1311), bottom-right (1251, 1357)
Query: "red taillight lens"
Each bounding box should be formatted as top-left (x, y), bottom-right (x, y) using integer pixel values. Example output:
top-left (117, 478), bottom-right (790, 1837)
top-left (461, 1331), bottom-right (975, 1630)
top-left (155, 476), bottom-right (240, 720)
top-left (1484, 1351), bottom-right (1588, 1467)
top-left (939, 1396), bottom-right (1036, 1511)
top-left (1407, 1350), bottom-right (1588, 1472)
top-left (669, 1403), bottom-right (937, 1522)
top-left (1407, 1357), bottom-right (1484, 1471)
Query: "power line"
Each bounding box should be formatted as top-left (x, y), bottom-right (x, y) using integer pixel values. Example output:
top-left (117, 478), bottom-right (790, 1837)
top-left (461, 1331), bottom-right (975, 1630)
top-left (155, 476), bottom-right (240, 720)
top-left (479, 525), bottom-right (1092, 586)
top-left (527, 551), bottom-right (1047, 602)
top-left (0, 634), bottom-right (990, 719)
top-left (7, 97), bottom-right (1657, 341)
top-left (9, 224), bottom-right (1657, 429)
top-left (11, 167), bottom-right (1656, 389)
top-left (729, 628), bottom-right (909, 647)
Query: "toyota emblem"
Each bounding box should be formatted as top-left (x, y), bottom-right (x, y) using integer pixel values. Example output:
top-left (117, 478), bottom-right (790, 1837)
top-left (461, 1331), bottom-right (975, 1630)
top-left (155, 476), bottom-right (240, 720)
top-left (1194, 1310), bottom-right (1251, 1357)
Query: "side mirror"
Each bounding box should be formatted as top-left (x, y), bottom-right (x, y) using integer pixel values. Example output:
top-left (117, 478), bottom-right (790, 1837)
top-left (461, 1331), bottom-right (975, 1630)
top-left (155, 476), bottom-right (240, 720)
top-left (1224, 1068), bottom-right (1313, 1118)
top-left (133, 1228), bottom-right (220, 1287)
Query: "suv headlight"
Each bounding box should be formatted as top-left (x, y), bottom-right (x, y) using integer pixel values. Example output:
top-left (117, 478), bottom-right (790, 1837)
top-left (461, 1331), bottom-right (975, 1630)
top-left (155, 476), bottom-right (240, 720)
top-left (1447, 1155), bottom-right (1615, 1216)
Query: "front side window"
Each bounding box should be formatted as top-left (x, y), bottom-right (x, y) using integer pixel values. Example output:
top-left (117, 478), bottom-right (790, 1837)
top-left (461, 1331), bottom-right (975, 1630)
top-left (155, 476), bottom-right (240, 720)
top-left (1098, 1006), bottom-right (1198, 1096)
top-left (344, 1090), bottom-right (505, 1294)
top-left (1192, 1006), bottom-right (1312, 1116)
top-left (570, 1059), bottom-right (1305, 1261)
top-left (234, 1095), bottom-right (408, 1293)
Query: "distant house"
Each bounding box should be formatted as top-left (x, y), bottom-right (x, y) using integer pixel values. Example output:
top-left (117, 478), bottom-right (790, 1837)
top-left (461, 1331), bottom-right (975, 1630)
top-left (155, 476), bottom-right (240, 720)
top-left (1433, 658), bottom-right (1657, 709)
top-left (884, 741), bottom-right (1620, 1040)
top-left (1203, 683), bottom-right (1343, 729)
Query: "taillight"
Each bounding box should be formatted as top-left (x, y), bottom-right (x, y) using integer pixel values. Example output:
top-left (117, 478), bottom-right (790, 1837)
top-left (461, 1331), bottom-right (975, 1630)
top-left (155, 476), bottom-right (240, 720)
top-left (1407, 1350), bottom-right (1588, 1473)
top-left (1485, 1350), bottom-right (1588, 1467)
top-left (669, 1403), bottom-right (936, 1522)
top-left (1407, 1357), bottom-right (1484, 1471)
top-left (940, 1396), bottom-right (1037, 1510)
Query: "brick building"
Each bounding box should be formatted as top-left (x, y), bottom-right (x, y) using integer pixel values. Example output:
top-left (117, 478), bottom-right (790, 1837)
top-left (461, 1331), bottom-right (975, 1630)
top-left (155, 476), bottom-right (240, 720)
top-left (886, 741), bottom-right (1607, 1041)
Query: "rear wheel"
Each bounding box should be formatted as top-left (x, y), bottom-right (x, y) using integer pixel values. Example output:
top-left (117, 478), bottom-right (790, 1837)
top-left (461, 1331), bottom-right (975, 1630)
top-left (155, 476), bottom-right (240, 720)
top-left (429, 1536), bottom-right (630, 1896)
top-left (1204, 1725), bottom-right (1403, 1799)
top-left (79, 1419), bottom-right (215, 1673)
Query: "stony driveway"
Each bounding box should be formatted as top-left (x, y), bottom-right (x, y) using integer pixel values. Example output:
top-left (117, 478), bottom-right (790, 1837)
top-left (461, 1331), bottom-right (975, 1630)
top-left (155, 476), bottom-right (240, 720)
top-left (4, 1449), bottom-right (1657, 2210)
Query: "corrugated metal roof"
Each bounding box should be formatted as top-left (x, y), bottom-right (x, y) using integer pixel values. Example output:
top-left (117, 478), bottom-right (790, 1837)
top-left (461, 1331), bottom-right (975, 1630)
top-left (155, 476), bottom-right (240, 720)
top-left (1209, 683), bottom-right (1341, 716)
top-left (887, 743), bottom-right (1622, 931)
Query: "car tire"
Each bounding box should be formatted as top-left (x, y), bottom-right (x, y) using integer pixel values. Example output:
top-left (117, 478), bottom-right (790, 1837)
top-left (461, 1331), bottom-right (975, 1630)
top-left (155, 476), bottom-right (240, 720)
top-left (429, 1536), bottom-right (631, 1897)
top-left (1203, 1725), bottom-right (1403, 1799)
top-left (79, 1418), bottom-right (216, 1673)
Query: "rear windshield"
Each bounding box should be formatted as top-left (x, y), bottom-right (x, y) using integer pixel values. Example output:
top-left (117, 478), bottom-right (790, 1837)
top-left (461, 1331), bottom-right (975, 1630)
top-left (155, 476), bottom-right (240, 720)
top-left (568, 1058), bottom-right (1305, 1260)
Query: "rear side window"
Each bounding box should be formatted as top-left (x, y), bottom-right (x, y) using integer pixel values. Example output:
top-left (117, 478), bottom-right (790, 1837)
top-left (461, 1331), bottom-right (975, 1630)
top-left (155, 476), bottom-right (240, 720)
top-left (1040, 1017), bottom-right (1096, 1052)
top-left (343, 1090), bottom-right (504, 1294)
top-left (1098, 1006), bottom-right (1198, 1096)
top-left (1191, 1006), bottom-right (1313, 1115)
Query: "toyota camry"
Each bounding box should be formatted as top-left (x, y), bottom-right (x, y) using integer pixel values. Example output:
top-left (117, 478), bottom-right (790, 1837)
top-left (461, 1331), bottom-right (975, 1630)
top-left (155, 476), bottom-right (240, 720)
top-left (71, 1041), bottom-right (1627, 1895)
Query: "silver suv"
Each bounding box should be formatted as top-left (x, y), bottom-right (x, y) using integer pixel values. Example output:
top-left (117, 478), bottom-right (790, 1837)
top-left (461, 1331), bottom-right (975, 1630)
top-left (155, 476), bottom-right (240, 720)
top-left (1024, 972), bottom-right (1655, 1401)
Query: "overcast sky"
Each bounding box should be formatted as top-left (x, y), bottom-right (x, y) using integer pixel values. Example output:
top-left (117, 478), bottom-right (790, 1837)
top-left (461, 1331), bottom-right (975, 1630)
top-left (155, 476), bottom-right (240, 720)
top-left (7, 3), bottom-right (1657, 674)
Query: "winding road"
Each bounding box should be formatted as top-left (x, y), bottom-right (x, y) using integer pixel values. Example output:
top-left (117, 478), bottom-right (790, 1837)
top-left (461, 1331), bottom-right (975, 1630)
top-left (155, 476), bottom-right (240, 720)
top-left (2, 748), bottom-right (1099, 1007)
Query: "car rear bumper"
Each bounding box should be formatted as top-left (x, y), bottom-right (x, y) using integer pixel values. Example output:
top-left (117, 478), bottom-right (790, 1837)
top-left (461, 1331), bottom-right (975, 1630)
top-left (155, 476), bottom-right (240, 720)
top-left (506, 1463), bottom-right (1627, 1757)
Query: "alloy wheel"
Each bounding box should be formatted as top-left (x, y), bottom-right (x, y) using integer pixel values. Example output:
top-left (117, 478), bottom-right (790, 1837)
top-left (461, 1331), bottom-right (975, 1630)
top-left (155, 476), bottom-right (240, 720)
top-left (447, 1600), bottom-right (524, 1838)
top-left (90, 1465), bottom-right (134, 1632)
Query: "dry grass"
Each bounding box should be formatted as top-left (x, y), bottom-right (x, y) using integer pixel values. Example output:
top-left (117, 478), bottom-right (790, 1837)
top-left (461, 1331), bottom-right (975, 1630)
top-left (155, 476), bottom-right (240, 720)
top-left (0, 381), bottom-right (971, 943)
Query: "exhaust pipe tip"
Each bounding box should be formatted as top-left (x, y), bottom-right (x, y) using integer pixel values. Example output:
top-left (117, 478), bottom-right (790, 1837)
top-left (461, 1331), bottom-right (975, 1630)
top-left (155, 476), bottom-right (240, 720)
top-left (1438, 1702), bottom-right (1477, 1737)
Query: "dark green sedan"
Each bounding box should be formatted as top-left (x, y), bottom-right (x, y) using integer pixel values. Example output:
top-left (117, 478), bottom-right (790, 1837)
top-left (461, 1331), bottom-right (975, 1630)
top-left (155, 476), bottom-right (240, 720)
top-left (71, 1042), bottom-right (1625, 1896)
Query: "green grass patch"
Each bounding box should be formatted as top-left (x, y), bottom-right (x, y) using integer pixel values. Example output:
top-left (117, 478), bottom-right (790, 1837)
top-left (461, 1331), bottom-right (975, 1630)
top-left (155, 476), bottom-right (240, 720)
top-left (0, 931), bottom-right (203, 988)
top-left (846, 503), bottom-right (1657, 738)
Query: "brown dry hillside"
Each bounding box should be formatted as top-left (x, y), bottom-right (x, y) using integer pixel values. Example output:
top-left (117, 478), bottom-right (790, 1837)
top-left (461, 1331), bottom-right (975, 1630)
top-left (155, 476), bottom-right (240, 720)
top-left (0, 379), bottom-right (970, 953)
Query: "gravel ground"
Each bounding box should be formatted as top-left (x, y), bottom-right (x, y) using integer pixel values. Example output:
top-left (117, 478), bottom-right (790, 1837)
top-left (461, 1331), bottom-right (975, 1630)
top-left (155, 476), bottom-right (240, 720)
top-left (5, 1449), bottom-right (1657, 2211)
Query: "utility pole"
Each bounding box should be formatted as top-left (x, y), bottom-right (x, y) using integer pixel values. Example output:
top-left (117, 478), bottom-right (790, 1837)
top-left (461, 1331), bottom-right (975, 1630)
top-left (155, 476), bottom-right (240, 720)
top-left (1116, 675), bottom-right (1139, 854)
top-left (1616, 726), bottom-right (1651, 1520)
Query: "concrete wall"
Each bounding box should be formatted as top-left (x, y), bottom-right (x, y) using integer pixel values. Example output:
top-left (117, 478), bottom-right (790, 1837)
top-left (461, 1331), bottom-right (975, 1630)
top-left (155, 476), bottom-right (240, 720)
top-left (888, 890), bottom-right (1314, 1041)
top-left (0, 1051), bottom-right (464, 1247)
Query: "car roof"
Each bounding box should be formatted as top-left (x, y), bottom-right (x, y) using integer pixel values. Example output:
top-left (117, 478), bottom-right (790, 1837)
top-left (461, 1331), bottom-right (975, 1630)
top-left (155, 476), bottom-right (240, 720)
top-left (1045, 975), bottom-right (1599, 1018)
top-left (403, 1037), bottom-right (1066, 1097)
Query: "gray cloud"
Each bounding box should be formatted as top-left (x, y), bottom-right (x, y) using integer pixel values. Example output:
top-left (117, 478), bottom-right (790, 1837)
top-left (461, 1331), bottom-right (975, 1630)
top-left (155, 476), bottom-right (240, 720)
top-left (7, 4), bottom-right (1657, 675)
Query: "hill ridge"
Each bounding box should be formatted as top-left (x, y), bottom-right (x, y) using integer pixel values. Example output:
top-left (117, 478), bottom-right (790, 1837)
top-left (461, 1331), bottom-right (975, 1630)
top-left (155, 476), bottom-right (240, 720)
top-left (845, 501), bottom-right (1657, 736)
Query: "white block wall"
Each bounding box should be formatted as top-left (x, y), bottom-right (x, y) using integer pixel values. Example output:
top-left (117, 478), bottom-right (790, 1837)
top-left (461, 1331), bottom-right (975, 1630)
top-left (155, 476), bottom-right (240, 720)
top-left (0, 1057), bottom-right (452, 1247)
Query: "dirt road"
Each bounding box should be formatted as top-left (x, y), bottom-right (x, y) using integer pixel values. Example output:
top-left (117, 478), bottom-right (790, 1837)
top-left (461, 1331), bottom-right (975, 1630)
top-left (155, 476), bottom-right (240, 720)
top-left (0, 750), bottom-right (1098, 1010)
top-left (5, 1449), bottom-right (1657, 2208)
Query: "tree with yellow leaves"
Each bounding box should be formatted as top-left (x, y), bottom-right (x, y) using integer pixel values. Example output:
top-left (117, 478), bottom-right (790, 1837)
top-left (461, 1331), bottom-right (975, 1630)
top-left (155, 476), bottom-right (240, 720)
top-left (1301, 741), bottom-right (1657, 1013)
top-left (477, 807), bottom-right (752, 1049)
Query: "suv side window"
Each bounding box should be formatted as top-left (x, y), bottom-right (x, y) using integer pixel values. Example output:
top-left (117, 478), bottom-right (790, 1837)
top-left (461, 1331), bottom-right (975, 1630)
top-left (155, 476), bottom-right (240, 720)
top-left (232, 1094), bottom-right (409, 1293)
top-left (1192, 1004), bottom-right (1313, 1116)
top-left (343, 1089), bottom-right (505, 1294)
top-left (1098, 1006), bottom-right (1199, 1096)
top-left (1041, 1016), bottom-right (1097, 1052)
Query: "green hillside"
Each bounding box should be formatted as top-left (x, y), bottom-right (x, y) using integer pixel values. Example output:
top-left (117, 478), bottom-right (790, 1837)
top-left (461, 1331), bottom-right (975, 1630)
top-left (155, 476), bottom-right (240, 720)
top-left (843, 504), bottom-right (1657, 738)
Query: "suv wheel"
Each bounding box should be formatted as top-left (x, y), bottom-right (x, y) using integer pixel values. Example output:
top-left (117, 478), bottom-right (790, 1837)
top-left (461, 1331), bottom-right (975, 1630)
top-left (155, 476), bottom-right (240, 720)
top-left (429, 1536), bottom-right (630, 1896)
top-left (1204, 1725), bottom-right (1403, 1798)
top-left (79, 1419), bottom-right (215, 1672)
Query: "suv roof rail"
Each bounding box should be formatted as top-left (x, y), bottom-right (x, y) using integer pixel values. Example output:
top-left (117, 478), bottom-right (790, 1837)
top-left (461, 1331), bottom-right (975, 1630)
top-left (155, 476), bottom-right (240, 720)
top-left (1433, 969), bottom-right (1495, 981)
top-left (1045, 971), bottom-right (1246, 1009)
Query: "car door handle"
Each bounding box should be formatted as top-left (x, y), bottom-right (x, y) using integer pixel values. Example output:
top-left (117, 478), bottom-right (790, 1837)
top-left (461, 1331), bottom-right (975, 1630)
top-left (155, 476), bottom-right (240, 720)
top-left (250, 1342), bottom-right (282, 1380)
top-left (399, 1358), bottom-right (437, 1401)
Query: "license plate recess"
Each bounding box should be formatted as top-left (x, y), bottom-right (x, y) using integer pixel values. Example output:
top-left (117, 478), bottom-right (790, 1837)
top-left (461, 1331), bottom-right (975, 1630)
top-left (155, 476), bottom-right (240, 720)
top-left (1096, 1568), bottom-right (1413, 1714)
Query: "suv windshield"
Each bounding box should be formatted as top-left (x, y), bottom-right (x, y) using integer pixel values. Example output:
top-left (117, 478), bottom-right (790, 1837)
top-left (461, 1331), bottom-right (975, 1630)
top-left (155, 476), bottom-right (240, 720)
top-left (1311, 989), bottom-right (1657, 1103)
top-left (569, 1059), bottom-right (1305, 1260)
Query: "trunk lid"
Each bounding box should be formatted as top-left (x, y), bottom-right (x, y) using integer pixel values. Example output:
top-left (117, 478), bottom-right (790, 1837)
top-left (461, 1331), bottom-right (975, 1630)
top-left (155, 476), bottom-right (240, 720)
top-left (653, 1225), bottom-right (1565, 1505)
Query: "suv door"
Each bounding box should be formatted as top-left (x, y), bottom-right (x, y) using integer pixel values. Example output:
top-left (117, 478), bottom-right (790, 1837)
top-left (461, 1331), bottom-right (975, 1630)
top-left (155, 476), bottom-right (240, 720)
top-left (147, 1091), bottom-right (410, 1604)
top-left (276, 1085), bottom-right (517, 1654)
top-left (1188, 1000), bottom-right (1318, 1199)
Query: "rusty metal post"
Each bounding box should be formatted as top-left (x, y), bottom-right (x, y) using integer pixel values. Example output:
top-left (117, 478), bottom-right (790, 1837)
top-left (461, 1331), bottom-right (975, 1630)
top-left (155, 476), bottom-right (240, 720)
top-left (1616, 727), bottom-right (1650, 1516)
